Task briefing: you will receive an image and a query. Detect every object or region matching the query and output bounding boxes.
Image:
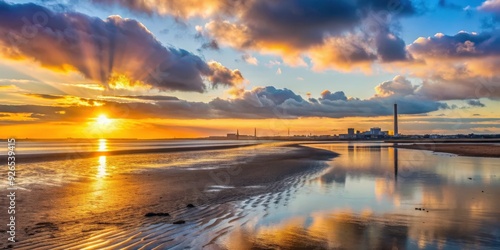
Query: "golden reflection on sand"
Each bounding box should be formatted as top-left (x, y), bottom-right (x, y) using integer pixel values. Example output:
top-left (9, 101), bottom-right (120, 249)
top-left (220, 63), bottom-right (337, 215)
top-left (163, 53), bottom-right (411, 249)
top-left (97, 155), bottom-right (107, 178)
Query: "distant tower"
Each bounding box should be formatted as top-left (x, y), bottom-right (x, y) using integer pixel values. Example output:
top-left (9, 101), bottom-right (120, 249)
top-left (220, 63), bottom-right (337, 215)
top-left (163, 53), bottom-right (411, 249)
top-left (237, 129), bottom-right (239, 140)
top-left (394, 103), bottom-right (399, 137)
top-left (254, 128), bottom-right (257, 138)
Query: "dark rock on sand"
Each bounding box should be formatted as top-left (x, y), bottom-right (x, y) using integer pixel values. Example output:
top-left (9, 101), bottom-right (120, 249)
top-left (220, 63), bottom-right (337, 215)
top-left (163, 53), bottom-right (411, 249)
top-left (186, 204), bottom-right (195, 208)
top-left (24, 222), bottom-right (59, 236)
top-left (173, 220), bottom-right (186, 224)
top-left (144, 212), bottom-right (170, 217)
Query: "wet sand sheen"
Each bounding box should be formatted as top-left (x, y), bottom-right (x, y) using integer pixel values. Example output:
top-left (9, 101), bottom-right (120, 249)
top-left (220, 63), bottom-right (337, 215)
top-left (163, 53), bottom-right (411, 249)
top-left (4, 144), bottom-right (337, 249)
top-left (5, 142), bottom-right (500, 249)
top-left (397, 143), bottom-right (500, 158)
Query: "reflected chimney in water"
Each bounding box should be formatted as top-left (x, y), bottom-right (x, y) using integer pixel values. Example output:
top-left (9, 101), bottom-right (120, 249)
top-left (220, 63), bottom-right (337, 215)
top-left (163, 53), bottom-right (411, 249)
top-left (394, 145), bottom-right (398, 181)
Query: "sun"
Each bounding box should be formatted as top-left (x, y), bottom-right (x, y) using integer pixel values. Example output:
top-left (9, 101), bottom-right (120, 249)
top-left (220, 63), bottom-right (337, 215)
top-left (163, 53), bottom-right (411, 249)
top-left (96, 114), bottom-right (111, 126)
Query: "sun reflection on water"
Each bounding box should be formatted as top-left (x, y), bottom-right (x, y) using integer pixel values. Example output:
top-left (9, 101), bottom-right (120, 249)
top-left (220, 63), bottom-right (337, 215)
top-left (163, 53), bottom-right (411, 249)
top-left (98, 139), bottom-right (107, 152)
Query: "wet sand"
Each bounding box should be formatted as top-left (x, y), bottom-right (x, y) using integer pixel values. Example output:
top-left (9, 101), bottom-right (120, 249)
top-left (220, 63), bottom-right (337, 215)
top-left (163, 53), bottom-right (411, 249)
top-left (11, 143), bottom-right (258, 163)
top-left (1, 144), bottom-right (337, 249)
top-left (397, 143), bottom-right (500, 158)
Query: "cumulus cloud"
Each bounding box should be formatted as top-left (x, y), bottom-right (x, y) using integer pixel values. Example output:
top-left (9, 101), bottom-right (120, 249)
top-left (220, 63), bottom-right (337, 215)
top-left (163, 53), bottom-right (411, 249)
top-left (206, 61), bottom-right (244, 88)
top-left (408, 31), bottom-right (500, 59)
top-left (319, 90), bottom-right (348, 101)
top-left (198, 0), bottom-right (416, 70)
top-left (0, 81), bottom-right (448, 123)
top-left (402, 30), bottom-right (500, 100)
top-left (0, 1), bottom-right (243, 93)
top-left (375, 76), bottom-right (417, 97)
top-left (478, 0), bottom-right (500, 13)
top-left (91, 0), bottom-right (417, 72)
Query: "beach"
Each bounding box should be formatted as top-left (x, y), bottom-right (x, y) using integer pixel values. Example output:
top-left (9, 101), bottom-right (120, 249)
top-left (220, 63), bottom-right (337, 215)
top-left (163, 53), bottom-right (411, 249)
top-left (397, 143), bottom-right (500, 158)
top-left (1, 141), bottom-right (500, 249)
top-left (0, 143), bottom-right (337, 249)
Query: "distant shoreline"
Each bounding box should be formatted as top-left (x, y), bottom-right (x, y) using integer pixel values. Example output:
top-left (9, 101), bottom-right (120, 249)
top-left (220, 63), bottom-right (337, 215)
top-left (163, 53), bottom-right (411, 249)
top-left (396, 143), bottom-right (500, 158)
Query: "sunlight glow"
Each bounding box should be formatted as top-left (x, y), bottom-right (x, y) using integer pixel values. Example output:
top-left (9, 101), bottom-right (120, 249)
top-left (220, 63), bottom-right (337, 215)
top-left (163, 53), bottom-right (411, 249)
top-left (97, 114), bottom-right (111, 126)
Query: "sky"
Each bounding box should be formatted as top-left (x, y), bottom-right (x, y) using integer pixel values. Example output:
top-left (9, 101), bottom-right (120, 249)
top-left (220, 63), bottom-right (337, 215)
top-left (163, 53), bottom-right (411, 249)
top-left (1, 0), bottom-right (500, 138)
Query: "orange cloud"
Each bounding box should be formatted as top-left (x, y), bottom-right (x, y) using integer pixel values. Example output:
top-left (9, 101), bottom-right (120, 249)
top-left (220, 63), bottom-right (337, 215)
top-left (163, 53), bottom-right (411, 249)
top-left (0, 2), bottom-right (244, 93)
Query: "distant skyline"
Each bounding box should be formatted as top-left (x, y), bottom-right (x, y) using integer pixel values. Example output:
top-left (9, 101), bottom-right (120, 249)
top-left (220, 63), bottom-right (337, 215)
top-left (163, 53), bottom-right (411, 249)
top-left (1, 0), bottom-right (500, 138)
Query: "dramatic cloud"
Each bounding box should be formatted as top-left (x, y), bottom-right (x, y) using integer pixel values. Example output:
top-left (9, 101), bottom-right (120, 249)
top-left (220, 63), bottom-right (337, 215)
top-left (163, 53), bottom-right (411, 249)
top-left (90, 0), bottom-right (244, 19)
top-left (0, 1), bottom-right (243, 93)
top-left (0, 82), bottom-right (448, 123)
top-left (202, 0), bottom-right (415, 69)
top-left (375, 32), bottom-right (410, 62)
top-left (403, 31), bottom-right (500, 100)
top-left (89, 0), bottom-right (417, 71)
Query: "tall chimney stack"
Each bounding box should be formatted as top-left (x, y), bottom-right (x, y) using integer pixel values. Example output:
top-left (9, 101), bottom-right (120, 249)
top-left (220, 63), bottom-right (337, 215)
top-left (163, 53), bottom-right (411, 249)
top-left (394, 103), bottom-right (398, 137)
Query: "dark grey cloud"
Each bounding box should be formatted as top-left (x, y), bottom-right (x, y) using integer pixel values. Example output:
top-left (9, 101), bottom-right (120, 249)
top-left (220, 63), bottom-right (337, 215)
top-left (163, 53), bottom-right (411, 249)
top-left (23, 93), bottom-right (65, 100)
top-left (466, 99), bottom-right (486, 107)
top-left (113, 95), bottom-right (180, 101)
top-left (438, 0), bottom-right (463, 10)
top-left (200, 40), bottom-right (220, 50)
top-left (409, 30), bottom-right (500, 59)
top-left (0, 85), bottom-right (448, 123)
top-left (208, 89), bottom-right (446, 119)
top-left (0, 1), bottom-right (243, 93)
top-left (376, 31), bottom-right (410, 62)
top-left (408, 30), bottom-right (500, 58)
top-left (219, 0), bottom-right (416, 47)
top-left (239, 0), bottom-right (360, 48)
top-left (319, 90), bottom-right (348, 101)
